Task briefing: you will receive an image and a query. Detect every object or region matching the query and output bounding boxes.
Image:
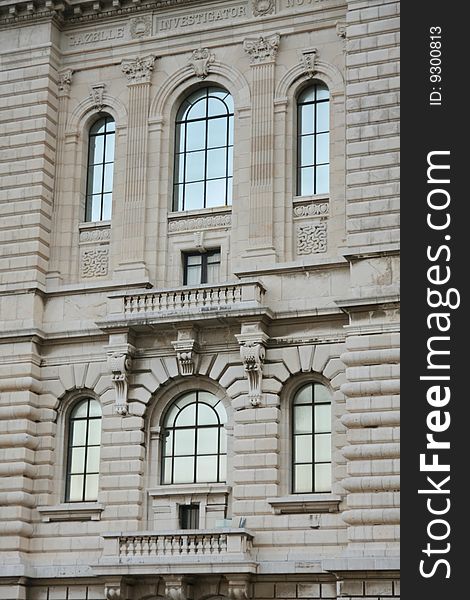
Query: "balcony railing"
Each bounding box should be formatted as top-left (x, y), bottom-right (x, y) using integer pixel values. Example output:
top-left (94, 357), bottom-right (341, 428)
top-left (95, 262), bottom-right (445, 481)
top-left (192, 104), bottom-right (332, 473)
top-left (98, 529), bottom-right (257, 575)
top-left (106, 280), bottom-right (266, 324)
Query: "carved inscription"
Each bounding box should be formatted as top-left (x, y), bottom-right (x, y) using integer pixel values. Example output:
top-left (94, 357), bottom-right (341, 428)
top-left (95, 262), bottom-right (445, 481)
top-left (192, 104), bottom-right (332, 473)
top-left (158, 5), bottom-right (247, 32)
top-left (297, 222), bottom-right (327, 255)
top-left (285, 0), bottom-right (325, 6)
top-left (68, 27), bottom-right (125, 47)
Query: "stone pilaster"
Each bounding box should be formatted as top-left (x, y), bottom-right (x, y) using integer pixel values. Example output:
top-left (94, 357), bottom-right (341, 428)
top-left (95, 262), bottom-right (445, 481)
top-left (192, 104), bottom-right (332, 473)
top-left (116, 55), bottom-right (156, 282)
top-left (243, 34), bottom-right (280, 260)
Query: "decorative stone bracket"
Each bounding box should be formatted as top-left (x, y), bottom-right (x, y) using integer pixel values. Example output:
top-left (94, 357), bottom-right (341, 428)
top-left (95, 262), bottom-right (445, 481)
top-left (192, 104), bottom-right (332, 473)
top-left (172, 327), bottom-right (199, 376)
top-left (106, 344), bottom-right (134, 415)
top-left (235, 323), bottom-right (269, 407)
top-left (301, 47), bottom-right (318, 78)
top-left (164, 575), bottom-right (193, 600)
top-left (90, 82), bottom-right (106, 110)
top-left (227, 575), bottom-right (252, 599)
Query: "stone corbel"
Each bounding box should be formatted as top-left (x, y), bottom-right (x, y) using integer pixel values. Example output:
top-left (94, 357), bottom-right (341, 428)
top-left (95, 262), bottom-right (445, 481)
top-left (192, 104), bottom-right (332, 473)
top-left (226, 575), bottom-right (252, 599)
top-left (164, 575), bottom-right (193, 600)
top-left (105, 578), bottom-right (130, 600)
top-left (58, 69), bottom-right (73, 96)
top-left (107, 344), bottom-right (134, 415)
top-left (188, 48), bottom-right (215, 80)
top-left (172, 327), bottom-right (199, 376)
top-left (235, 323), bottom-right (269, 407)
top-left (301, 47), bottom-right (318, 78)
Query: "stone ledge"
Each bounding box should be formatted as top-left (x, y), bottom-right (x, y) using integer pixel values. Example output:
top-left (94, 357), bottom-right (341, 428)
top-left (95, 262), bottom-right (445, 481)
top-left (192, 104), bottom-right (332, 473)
top-left (37, 502), bottom-right (104, 522)
top-left (268, 494), bottom-right (342, 514)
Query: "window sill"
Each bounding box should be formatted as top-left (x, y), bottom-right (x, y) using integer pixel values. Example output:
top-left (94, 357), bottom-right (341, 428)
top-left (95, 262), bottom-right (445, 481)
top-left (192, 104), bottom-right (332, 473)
top-left (37, 502), bottom-right (104, 522)
top-left (267, 494), bottom-right (342, 514)
top-left (293, 194), bottom-right (329, 203)
top-left (149, 483), bottom-right (231, 498)
top-left (168, 206), bottom-right (232, 219)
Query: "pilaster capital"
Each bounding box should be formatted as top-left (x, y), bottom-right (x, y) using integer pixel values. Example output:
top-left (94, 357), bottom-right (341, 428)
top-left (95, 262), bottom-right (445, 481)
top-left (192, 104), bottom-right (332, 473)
top-left (243, 33), bottom-right (280, 65)
top-left (121, 54), bottom-right (156, 85)
top-left (58, 69), bottom-right (73, 96)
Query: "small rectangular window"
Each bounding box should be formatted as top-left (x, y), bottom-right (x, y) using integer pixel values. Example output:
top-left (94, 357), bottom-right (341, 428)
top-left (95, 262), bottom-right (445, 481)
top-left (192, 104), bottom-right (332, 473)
top-left (179, 504), bottom-right (200, 529)
top-left (183, 250), bottom-right (221, 285)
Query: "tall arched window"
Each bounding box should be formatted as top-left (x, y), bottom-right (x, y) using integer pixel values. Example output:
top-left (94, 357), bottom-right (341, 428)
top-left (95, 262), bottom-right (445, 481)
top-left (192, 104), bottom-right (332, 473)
top-left (161, 391), bottom-right (227, 484)
top-left (292, 382), bottom-right (331, 493)
top-left (173, 87), bottom-right (234, 211)
top-left (297, 84), bottom-right (329, 196)
top-left (65, 398), bottom-right (102, 502)
top-left (85, 115), bottom-right (115, 222)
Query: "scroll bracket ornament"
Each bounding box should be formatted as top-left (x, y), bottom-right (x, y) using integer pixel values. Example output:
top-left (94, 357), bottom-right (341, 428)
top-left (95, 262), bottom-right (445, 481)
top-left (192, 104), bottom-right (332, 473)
top-left (90, 82), bottom-right (106, 110)
top-left (164, 575), bottom-right (193, 600)
top-left (235, 323), bottom-right (269, 407)
top-left (172, 327), bottom-right (199, 376)
top-left (301, 47), bottom-right (318, 78)
top-left (106, 344), bottom-right (135, 415)
top-left (188, 48), bottom-right (215, 80)
top-left (227, 575), bottom-right (252, 599)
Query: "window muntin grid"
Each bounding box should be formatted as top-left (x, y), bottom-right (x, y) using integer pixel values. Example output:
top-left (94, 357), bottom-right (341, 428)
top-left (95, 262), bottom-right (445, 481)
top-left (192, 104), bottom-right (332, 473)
top-left (173, 88), bottom-right (234, 211)
top-left (297, 84), bottom-right (330, 196)
top-left (85, 115), bottom-right (115, 222)
top-left (65, 398), bottom-right (102, 502)
top-left (292, 382), bottom-right (331, 493)
top-left (161, 391), bottom-right (227, 485)
top-left (183, 249), bottom-right (221, 285)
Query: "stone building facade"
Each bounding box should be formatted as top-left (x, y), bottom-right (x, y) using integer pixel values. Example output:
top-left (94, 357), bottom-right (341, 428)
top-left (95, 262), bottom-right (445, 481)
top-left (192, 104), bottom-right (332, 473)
top-left (0, 0), bottom-right (399, 599)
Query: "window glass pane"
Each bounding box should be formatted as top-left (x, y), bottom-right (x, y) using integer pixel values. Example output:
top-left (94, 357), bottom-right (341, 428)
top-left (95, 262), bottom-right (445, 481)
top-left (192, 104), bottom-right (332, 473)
top-left (294, 385), bottom-right (313, 405)
top-left (88, 419), bottom-right (102, 445)
top-left (224, 94), bottom-right (234, 113)
top-left (197, 427), bottom-right (219, 454)
top-left (314, 404), bottom-right (331, 433)
top-left (316, 85), bottom-right (329, 101)
top-left (90, 119), bottom-right (106, 135)
top-left (316, 102), bottom-right (329, 133)
top-left (198, 403), bottom-right (218, 425)
top-left (68, 474), bottom-right (84, 501)
top-left (88, 400), bottom-right (101, 417)
top-left (187, 98), bottom-right (206, 120)
top-left (184, 181), bottom-right (204, 210)
top-left (314, 434), bottom-right (331, 462)
top-left (187, 254), bottom-right (202, 266)
top-left (86, 446), bottom-right (101, 472)
top-left (314, 384), bottom-right (330, 404)
top-left (300, 135), bottom-right (314, 167)
top-left (214, 401), bottom-right (227, 424)
top-left (220, 428), bottom-right (227, 453)
top-left (173, 456), bottom-right (194, 483)
top-left (207, 252), bottom-right (221, 264)
top-left (91, 165), bottom-right (103, 194)
top-left (186, 121), bottom-right (206, 151)
top-left (206, 262), bottom-right (220, 284)
top-left (295, 435), bottom-right (312, 463)
top-left (316, 164), bottom-right (329, 194)
top-left (102, 193), bottom-right (112, 220)
top-left (163, 457), bottom-right (173, 484)
top-left (207, 148), bottom-right (227, 179)
top-left (105, 118), bottom-right (115, 133)
top-left (89, 135), bottom-right (104, 164)
top-left (84, 473), bottom-right (99, 501)
top-left (227, 178), bottom-right (233, 205)
top-left (208, 98), bottom-right (227, 117)
top-left (207, 118), bottom-right (227, 148)
top-left (175, 123), bottom-right (185, 152)
top-left (219, 455), bottom-right (227, 482)
top-left (104, 133), bottom-right (115, 162)
top-left (227, 147), bottom-right (233, 176)
top-left (314, 463), bottom-right (331, 492)
top-left (176, 392), bottom-right (197, 409)
top-left (103, 164), bottom-right (114, 192)
top-left (294, 464), bottom-right (312, 493)
top-left (174, 184), bottom-right (184, 211)
top-left (177, 100), bottom-right (192, 121)
top-left (71, 420), bottom-right (87, 446)
top-left (294, 405), bottom-right (312, 434)
top-left (316, 133), bottom-right (329, 164)
top-left (196, 455), bottom-right (218, 482)
top-left (174, 429), bottom-right (195, 456)
top-left (186, 265), bottom-right (202, 285)
top-left (298, 87), bottom-right (315, 103)
top-left (186, 151), bottom-right (205, 182)
top-left (206, 178), bottom-right (226, 207)
top-left (228, 116), bottom-right (234, 146)
top-left (175, 403), bottom-right (196, 427)
top-left (71, 401), bottom-right (88, 418)
top-left (90, 195), bottom-right (102, 222)
top-left (175, 154), bottom-right (185, 184)
top-left (300, 167), bottom-right (314, 196)
top-left (300, 104), bottom-right (314, 135)
top-left (198, 391), bottom-right (217, 406)
top-left (70, 447), bottom-right (85, 474)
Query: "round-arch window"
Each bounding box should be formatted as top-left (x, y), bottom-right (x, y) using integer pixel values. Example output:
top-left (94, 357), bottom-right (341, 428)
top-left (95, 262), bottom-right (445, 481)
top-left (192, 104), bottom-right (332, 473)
top-left (161, 391), bottom-right (227, 484)
top-left (66, 398), bottom-right (102, 502)
top-left (173, 87), bottom-right (234, 211)
top-left (292, 382), bottom-right (331, 493)
top-left (86, 114), bottom-right (115, 222)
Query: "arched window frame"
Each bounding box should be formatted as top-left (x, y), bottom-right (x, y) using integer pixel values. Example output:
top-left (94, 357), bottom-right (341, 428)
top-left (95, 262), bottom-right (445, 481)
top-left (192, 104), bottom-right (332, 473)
top-left (85, 114), bottom-right (116, 222)
top-left (172, 86), bottom-right (234, 212)
top-left (160, 390), bottom-right (228, 485)
top-left (296, 82), bottom-right (330, 197)
top-left (64, 397), bottom-right (102, 503)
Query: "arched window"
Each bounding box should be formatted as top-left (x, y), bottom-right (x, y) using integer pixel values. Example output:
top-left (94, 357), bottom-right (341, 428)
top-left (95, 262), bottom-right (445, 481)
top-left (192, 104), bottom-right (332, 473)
top-left (85, 115), bottom-right (115, 222)
top-left (292, 382), bottom-right (331, 493)
top-left (173, 87), bottom-right (234, 211)
top-left (65, 398), bottom-right (102, 502)
top-left (297, 84), bottom-right (329, 196)
top-left (161, 391), bottom-right (227, 484)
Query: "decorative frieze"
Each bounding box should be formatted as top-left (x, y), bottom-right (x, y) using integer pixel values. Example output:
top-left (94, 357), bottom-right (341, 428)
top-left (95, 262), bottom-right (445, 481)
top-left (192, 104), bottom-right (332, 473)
top-left (168, 213), bottom-right (232, 233)
top-left (252, 0), bottom-right (275, 17)
top-left (188, 48), bottom-right (215, 80)
top-left (243, 33), bottom-right (280, 65)
top-left (301, 47), bottom-right (318, 78)
top-left (293, 201), bottom-right (329, 219)
top-left (57, 69), bottom-right (73, 96)
top-left (80, 247), bottom-right (109, 278)
top-left (121, 54), bottom-right (156, 85)
top-left (90, 83), bottom-right (106, 110)
top-left (107, 348), bottom-right (133, 416)
top-left (130, 15), bottom-right (152, 38)
top-left (79, 227), bottom-right (111, 243)
top-left (297, 222), bottom-right (327, 255)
